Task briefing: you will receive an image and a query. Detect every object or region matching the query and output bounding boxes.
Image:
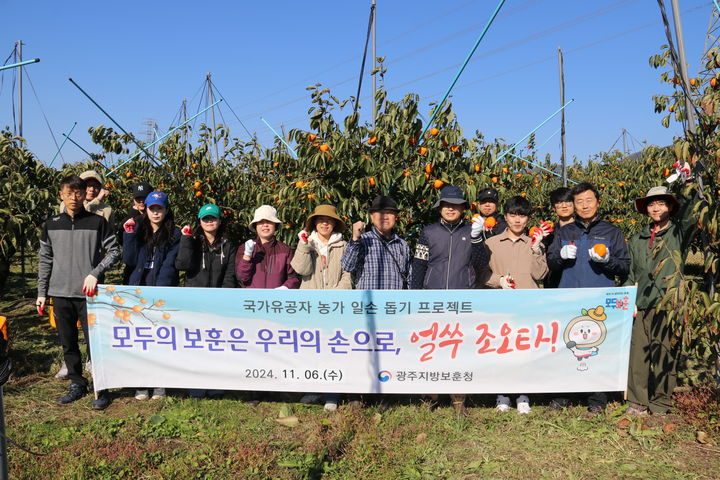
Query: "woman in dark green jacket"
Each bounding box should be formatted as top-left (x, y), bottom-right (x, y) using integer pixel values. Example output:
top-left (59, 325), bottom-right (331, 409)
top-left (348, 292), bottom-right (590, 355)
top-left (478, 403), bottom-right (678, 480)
top-left (626, 184), bottom-right (696, 415)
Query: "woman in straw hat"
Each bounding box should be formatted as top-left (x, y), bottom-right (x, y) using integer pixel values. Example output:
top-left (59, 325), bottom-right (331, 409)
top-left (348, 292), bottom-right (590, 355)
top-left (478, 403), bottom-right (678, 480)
top-left (291, 204), bottom-right (351, 290)
top-left (291, 204), bottom-right (351, 411)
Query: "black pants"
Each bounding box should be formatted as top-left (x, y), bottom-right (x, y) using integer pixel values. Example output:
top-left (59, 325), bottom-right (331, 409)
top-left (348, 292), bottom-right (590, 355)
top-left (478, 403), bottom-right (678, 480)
top-left (53, 297), bottom-right (89, 388)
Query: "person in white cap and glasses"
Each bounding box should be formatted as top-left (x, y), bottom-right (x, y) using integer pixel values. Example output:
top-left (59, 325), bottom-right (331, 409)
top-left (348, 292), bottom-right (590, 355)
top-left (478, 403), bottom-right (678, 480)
top-left (626, 182), bottom-right (697, 416)
top-left (236, 205), bottom-right (299, 289)
top-left (59, 170), bottom-right (114, 228)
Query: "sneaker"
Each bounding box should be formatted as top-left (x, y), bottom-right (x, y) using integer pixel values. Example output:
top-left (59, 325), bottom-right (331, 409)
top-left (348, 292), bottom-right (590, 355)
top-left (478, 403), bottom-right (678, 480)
top-left (300, 393), bottom-right (322, 404)
top-left (516, 395), bottom-right (531, 415)
top-left (58, 383), bottom-right (87, 404)
top-left (151, 388), bottom-right (166, 400)
top-left (92, 390), bottom-right (111, 410)
top-left (54, 362), bottom-right (69, 380)
top-left (324, 401), bottom-right (338, 411)
top-left (587, 404), bottom-right (604, 416)
top-left (135, 389), bottom-right (150, 400)
top-left (627, 404), bottom-right (648, 416)
top-left (549, 397), bottom-right (569, 411)
top-left (495, 395), bottom-right (511, 413)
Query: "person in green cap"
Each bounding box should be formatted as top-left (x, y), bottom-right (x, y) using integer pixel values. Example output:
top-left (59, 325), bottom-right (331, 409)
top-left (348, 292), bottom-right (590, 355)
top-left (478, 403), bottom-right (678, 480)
top-left (176, 203), bottom-right (237, 289)
top-left (176, 204), bottom-right (237, 400)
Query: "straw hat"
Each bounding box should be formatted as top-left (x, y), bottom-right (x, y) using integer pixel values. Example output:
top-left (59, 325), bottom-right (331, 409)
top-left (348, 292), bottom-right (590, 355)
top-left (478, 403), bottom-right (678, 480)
top-left (249, 205), bottom-right (282, 232)
top-left (304, 204), bottom-right (346, 233)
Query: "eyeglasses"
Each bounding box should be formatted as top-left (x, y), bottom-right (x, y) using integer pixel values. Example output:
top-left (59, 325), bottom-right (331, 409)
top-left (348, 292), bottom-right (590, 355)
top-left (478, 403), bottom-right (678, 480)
top-left (61, 191), bottom-right (85, 199)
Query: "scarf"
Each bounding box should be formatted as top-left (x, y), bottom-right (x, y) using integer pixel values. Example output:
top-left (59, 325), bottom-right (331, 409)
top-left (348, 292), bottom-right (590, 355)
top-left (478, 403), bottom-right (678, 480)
top-left (308, 231), bottom-right (343, 269)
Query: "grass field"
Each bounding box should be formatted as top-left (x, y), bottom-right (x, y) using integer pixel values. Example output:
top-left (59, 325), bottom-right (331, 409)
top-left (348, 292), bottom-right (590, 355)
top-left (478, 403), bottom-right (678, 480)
top-left (1, 261), bottom-right (719, 479)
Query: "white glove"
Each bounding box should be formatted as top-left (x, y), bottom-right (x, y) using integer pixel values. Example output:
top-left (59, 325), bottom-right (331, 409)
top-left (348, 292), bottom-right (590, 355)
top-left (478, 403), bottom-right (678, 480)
top-left (36, 297), bottom-right (46, 316)
top-left (588, 247), bottom-right (610, 263)
top-left (530, 229), bottom-right (546, 249)
top-left (667, 161), bottom-right (691, 183)
top-left (275, 285), bottom-right (289, 290)
top-left (471, 215), bottom-right (485, 239)
top-left (560, 244), bottom-right (577, 260)
top-left (633, 305), bottom-right (638, 318)
top-left (82, 274), bottom-right (98, 296)
top-left (244, 239), bottom-right (256, 257)
top-left (500, 274), bottom-right (516, 290)
top-left (298, 230), bottom-right (309, 244)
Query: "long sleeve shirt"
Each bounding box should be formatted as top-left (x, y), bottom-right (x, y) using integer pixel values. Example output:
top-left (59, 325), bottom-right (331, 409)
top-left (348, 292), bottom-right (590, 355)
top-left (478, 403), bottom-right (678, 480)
top-left (480, 230), bottom-right (548, 289)
top-left (38, 209), bottom-right (120, 298)
top-left (341, 227), bottom-right (411, 290)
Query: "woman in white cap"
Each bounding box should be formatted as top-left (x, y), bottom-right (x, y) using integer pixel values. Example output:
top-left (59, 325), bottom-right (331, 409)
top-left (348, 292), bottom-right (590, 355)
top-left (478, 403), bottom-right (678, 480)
top-left (235, 205), bottom-right (299, 289)
top-left (291, 204), bottom-right (351, 411)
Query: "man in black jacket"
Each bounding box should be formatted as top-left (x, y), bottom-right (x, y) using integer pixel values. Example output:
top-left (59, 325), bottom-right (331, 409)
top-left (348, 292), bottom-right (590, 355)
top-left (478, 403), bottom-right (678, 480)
top-left (475, 187), bottom-right (507, 241)
top-left (410, 185), bottom-right (487, 414)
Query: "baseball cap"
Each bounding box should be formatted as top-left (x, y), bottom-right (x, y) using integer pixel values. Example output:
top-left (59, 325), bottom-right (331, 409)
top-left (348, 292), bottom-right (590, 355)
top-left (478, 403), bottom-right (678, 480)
top-left (198, 204), bottom-right (221, 220)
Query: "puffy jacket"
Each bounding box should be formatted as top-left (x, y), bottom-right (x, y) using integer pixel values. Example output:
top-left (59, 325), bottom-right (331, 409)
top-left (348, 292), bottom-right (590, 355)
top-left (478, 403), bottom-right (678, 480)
top-left (236, 236), bottom-right (300, 289)
top-left (123, 227), bottom-right (181, 286)
top-left (547, 217), bottom-right (630, 288)
top-left (410, 219), bottom-right (487, 289)
top-left (291, 237), bottom-right (352, 289)
top-left (175, 235), bottom-right (237, 288)
top-left (626, 195), bottom-right (696, 310)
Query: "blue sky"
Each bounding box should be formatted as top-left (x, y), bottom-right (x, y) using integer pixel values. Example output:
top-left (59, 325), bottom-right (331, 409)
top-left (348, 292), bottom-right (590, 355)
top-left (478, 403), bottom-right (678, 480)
top-left (1, 0), bottom-right (713, 167)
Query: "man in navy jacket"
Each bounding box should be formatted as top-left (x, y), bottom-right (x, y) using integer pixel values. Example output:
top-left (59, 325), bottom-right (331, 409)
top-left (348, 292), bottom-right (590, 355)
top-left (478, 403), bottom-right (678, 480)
top-left (547, 182), bottom-right (630, 414)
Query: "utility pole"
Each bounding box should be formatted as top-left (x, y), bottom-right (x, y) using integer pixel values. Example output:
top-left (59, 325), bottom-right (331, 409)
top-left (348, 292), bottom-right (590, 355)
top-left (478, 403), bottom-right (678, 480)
top-left (206, 73), bottom-right (220, 162)
top-left (557, 47), bottom-right (566, 187)
top-left (372, 0), bottom-right (377, 127)
top-left (17, 40), bottom-right (23, 138)
top-left (670, 0), bottom-right (697, 133)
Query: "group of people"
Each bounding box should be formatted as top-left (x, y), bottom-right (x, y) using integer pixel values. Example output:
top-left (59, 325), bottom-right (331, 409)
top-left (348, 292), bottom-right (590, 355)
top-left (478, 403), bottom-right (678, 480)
top-left (36, 163), bottom-right (696, 416)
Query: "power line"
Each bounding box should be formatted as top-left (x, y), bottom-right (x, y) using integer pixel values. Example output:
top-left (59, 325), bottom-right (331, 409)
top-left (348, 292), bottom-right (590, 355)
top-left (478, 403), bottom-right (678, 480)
top-left (244, 0), bottom-right (644, 123)
top-left (23, 67), bottom-right (64, 164)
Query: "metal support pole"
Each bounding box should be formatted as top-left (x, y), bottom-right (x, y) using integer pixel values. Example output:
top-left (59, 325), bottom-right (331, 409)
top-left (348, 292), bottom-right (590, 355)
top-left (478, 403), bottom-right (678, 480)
top-left (0, 388), bottom-right (8, 480)
top-left (207, 73), bottom-right (220, 162)
top-left (670, 0), bottom-right (697, 133)
top-left (0, 58), bottom-right (39, 72)
top-left (558, 47), bottom-right (567, 187)
top-left (372, 0), bottom-right (377, 128)
top-left (17, 41), bottom-right (23, 139)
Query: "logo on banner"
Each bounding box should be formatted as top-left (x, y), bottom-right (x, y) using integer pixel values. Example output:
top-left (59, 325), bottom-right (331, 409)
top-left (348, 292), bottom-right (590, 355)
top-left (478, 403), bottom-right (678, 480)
top-left (378, 370), bottom-right (392, 382)
top-left (564, 306), bottom-right (608, 372)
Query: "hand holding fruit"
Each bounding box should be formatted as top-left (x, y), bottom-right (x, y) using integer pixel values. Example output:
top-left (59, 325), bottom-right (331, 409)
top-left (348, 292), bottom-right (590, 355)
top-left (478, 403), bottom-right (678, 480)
top-left (244, 239), bottom-right (256, 257)
top-left (667, 161), bottom-right (691, 183)
top-left (484, 216), bottom-right (497, 231)
top-left (181, 225), bottom-right (193, 236)
top-left (471, 214), bottom-right (485, 238)
top-left (352, 221), bottom-right (366, 241)
top-left (500, 274), bottom-right (516, 290)
top-left (123, 217), bottom-right (136, 233)
top-left (298, 229), bottom-right (309, 244)
top-left (589, 243), bottom-right (609, 263)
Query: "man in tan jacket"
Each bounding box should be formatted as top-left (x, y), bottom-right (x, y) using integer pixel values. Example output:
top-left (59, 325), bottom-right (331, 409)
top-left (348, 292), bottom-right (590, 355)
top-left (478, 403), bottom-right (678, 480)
top-left (480, 195), bottom-right (551, 414)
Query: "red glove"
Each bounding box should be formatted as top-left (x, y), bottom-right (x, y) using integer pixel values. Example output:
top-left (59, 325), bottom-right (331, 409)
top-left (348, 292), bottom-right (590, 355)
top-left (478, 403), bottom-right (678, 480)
top-left (298, 230), bottom-right (309, 244)
top-left (123, 217), bottom-right (136, 233)
top-left (539, 221), bottom-right (554, 235)
top-left (181, 225), bottom-right (193, 236)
